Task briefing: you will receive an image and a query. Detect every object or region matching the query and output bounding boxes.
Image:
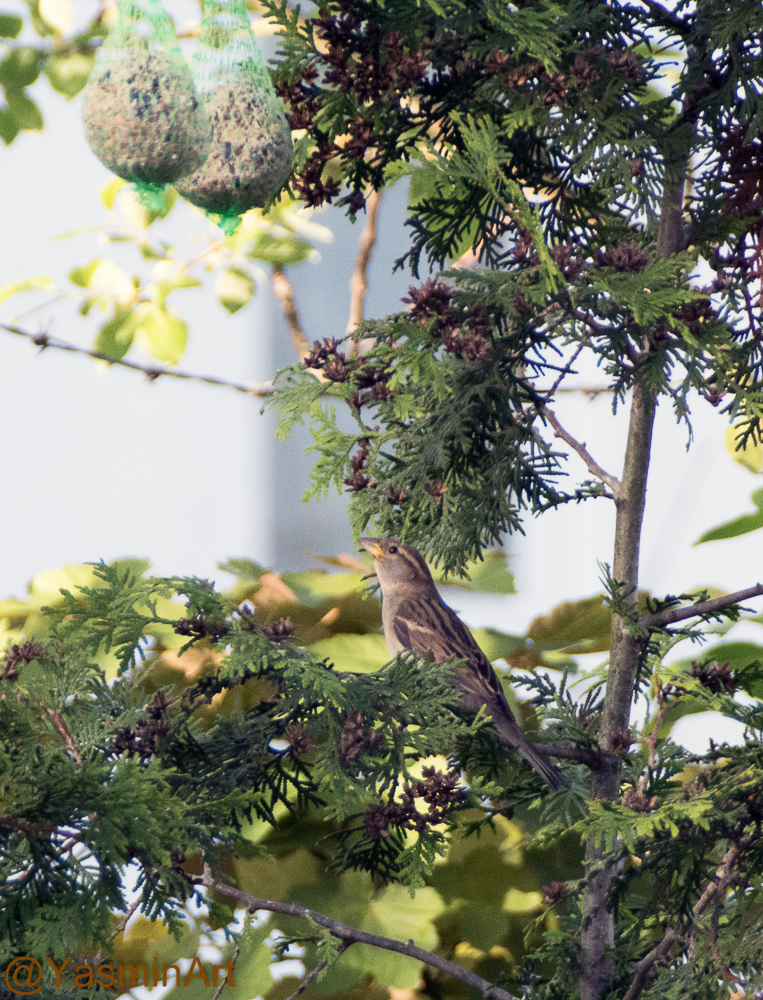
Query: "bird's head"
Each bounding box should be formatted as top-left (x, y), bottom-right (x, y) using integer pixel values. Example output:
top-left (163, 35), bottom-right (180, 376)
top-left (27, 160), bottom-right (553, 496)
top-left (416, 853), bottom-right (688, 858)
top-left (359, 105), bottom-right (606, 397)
top-left (359, 537), bottom-right (434, 588)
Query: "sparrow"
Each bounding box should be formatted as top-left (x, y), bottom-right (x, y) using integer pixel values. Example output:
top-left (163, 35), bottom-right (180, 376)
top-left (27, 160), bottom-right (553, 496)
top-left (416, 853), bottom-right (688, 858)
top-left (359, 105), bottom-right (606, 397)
top-left (360, 536), bottom-right (568, 791)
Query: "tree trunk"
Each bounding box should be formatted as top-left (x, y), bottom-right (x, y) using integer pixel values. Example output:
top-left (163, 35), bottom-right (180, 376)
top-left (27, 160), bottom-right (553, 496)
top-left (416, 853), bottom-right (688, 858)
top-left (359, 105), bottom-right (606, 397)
top-left (577, 164), bottom-right (689, 1000)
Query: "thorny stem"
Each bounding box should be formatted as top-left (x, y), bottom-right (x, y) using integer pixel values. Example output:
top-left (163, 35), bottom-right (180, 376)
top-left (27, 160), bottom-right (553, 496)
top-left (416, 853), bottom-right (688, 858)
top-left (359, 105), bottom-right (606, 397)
top-left (202, 870), bottom-right (520, 1000)
top-left (272, 265), bottom-right (310, 361)
top-left (347, 189), bottom-right (381, 355)
top-left (1, 323), bottom-right (276, 397)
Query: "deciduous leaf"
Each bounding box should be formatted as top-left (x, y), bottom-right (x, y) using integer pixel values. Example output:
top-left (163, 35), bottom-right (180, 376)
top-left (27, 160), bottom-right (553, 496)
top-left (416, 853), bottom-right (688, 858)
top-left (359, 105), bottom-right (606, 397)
top-left (695, 488), bottom-right (763, 544)
top-left (100, 177), bottom-right (126, 210)
top-left (308, 633), bottom-right (390, 673)
top-left (216, 266), bottom-right (255, 313)
top-left (45, 49), bottom-right (94, 97)
top-left (0, 274), bottom-right (52, 304)
top-left (38, 0), bottom-right (74, 33)
top-left (5, 89), bottom-right (42, 130)
top-left (136, 305), bottom-right (188, 365)
top-left (0, 49), bottom-right (40, 89)
top-left (0, 15), bottom-right (23, 37)
top-left (527, 594), bottom-right (611, 654)
top-left (95, 306), bottom-right (147, 360)
top-left (725, 424), bottom-right (763, 474)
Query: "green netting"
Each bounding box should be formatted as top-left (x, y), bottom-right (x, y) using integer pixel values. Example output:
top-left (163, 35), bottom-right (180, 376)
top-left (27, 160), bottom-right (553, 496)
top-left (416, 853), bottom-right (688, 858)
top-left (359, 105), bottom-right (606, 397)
top-left (175, 0), bottom-right (293, 224)
top-left (82, 0), bottom-right (211, 192)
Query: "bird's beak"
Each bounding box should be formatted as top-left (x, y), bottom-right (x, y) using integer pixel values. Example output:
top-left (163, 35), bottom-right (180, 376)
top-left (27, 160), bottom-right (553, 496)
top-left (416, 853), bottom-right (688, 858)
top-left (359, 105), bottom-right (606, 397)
top-left (359, 536), bottom-right (384, 559)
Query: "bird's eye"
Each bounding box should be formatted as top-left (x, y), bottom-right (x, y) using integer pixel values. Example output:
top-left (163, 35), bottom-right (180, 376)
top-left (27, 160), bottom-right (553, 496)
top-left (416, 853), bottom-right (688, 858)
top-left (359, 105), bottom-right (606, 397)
top-left (388, 545), bottom-right (398, 554)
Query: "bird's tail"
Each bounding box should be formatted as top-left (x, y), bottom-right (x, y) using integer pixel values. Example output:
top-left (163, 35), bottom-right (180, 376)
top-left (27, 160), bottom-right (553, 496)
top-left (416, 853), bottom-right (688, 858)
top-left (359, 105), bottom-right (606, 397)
top-left (493, 716), bottom-right (569, 791)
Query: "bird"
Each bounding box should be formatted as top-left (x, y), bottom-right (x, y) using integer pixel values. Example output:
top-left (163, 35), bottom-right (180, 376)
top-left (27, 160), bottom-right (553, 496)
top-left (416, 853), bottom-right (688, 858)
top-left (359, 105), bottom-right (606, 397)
top-left (359, 536), bottom-right (568, 791)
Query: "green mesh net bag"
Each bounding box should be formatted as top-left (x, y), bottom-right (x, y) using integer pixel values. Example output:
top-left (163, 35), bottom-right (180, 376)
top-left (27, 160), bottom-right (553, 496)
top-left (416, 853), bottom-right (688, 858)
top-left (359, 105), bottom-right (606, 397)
top-left (175, 0), bottom-right (293, 229)
top-left (82, 0), bottom-right (211, 205)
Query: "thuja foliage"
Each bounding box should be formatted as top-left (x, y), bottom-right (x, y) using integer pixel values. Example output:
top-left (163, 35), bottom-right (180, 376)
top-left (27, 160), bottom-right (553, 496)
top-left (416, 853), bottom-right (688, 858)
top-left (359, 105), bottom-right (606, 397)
top-left (5, 1), bottom-right (763, 1000)
top-left (265, 0), bottom-right (763, 573)
top-left (3, 552), bottom-right (763, 999)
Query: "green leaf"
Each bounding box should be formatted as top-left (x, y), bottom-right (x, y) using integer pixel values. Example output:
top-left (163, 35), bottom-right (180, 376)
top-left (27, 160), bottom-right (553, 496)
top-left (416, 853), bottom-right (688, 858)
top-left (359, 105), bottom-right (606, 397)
top-left (308, 633), bottom-right (390, 673)
top-left (0, 274), bottom-right (52, 304)
top-left (136, 305), bottom-right (188, 365)
top-left (69, 259), bottom-right (100, 288)
top-left (5, 89), bottom-right (42, 130)
top-left (0, 48), bottom-right (40, 89)
top-left (471, 627), bottom-right (526, 663)
top-left (695, 488), bottom-right (763, 544)
top-left (0, 15), bottom-right (23, 37)
top-left (245, 233), bottom-right (315, 266)
top-left (437, 551), bottom-right (516, 594)
top-left (215, 266), bottom-right (256, 314)
top-left (0, 106), bottom-right (19, 144)
top-left (95, 306), bottom-right (147, 360)
top-left (527, 594), bottom-right (612, 654)
top-left (44, 49), bottom-right (94, 98)
top-left (219, 558), bottom-right (270, 582)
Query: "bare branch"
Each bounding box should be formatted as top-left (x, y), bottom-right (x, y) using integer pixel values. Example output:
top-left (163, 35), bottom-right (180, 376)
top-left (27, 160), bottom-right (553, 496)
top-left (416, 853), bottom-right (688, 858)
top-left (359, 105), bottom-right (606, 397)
top-left (638, 584), bottom-right (763, 628)
top-left (1, 323), bottom-right (276, 397)
top-left (211, 946), bottom-right (240, 1000)
top-left (272, 265), bottom-right (310, 361)
top-left (347, 189), bottom-right (381, 355)
top-left (542, 407), bottom-right (621, 498)
top-left (282, 943), bottom-right (351, 1000)
top-left (622, 842), bottom-right (741, 1000)
top-left (203, 873), bottom-right (520, 1000)
top-left (92, 897), bottom-right (143, 966)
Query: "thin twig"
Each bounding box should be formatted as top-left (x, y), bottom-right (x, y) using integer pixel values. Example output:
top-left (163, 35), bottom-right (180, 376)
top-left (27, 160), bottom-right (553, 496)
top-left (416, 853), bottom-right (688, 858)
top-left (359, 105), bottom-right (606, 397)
top-left (645, 681), bottom-right (673, 769)
top-left (638, 584), bottom-right (763, 628)
top-left (282, 943), bottom-right (351, 1000)
top-left (542, 407), bottom-right (621, 497)
top-left (211, 945), bottom-right (240, 1000)
top-left (542, 339), bottom-right (588, 404)
top-left (272, 265), bottom-right (310, 361)
top-left (202, 873), bottom-right (520, 1000)
top-left (622, 842), bottom-right (741, 1000)
top-left (92, 897), bottom-right (142, 966)
top-left (1, 323), bottom-right (276, 397)
top-left (347, 189), bottom-right (381, 356)
top-left (40, 702), bottom-right (83, 764)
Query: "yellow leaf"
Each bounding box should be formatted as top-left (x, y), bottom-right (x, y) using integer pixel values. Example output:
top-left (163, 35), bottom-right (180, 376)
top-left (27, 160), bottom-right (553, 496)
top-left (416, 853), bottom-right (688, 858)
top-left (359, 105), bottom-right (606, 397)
top-left (502, 888), bottom-right (543, 913)
top-left (725, 424), bottom-right (763, 474)
top-left (100, 177), bottom-right (126, 210)
top-left (90, 259), bottom-right (135, 307)
top-left (135, 305), bottom-right (187, 365)
top-left (39, 0), bottom-right (74, 33)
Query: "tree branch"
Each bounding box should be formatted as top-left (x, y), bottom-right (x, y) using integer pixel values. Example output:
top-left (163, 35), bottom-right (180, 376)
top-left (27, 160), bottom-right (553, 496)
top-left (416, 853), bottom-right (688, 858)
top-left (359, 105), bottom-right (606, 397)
top-left (638, 584), bottom-right (763, 628)
top-left (282, 943), bottom-right (351, 1000)
top-left (203, 874), bottom-right (520, 1000)
top-left (542, 407), bottom-right (621, 498)
top-left (0, 323), bottom-right (276, 397)
top-left (272, 265), bottom-right (310, 361)
top-left (347, 189), bottom-right (381, 356)
top-left (622, 841), bottom-right (741, 1000)
top-left (40, 702), bottom-right (83, 764)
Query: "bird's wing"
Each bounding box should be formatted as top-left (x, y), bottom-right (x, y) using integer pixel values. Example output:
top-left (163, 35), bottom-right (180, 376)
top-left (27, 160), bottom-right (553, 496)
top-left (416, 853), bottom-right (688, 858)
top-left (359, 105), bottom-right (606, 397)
top-left (392, 595), bottom-right (506, 703)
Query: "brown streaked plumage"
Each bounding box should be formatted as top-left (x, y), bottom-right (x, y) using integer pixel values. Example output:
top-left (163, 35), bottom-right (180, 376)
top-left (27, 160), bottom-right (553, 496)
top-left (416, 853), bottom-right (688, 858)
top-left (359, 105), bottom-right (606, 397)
top-left (360, 536), bottom-right (568, 791)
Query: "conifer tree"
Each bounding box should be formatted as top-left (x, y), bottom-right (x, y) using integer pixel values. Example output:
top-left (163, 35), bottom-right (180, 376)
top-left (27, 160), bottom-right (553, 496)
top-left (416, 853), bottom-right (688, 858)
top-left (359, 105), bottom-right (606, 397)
top-left (3, 2), bottom-right (763, 1000)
